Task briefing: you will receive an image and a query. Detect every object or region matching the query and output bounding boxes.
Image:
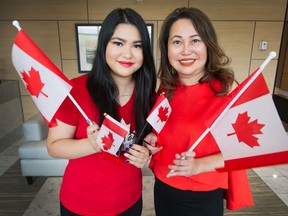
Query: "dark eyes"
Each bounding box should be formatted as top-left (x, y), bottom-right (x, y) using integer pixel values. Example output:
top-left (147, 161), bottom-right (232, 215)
top-left (191, 38), bottom-right (201, 43)
top-left (172, 40), bottom-right (181, 45)
top-left (111, 41), bottom-right (142, 48)
top-left (134, 44), bottom-right (142, 48)
top-left (113, 41), bottom-right (122, 46)
top-left (172, 39), bottom-right (201, 44)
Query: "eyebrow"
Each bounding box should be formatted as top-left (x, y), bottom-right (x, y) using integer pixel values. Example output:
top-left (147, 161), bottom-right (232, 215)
top-left (110, 37), bottom-right (142, 44)
top-left (110, 37), bottom-right (125, 42)
top-left (171, 34), bottom-right (200, 39)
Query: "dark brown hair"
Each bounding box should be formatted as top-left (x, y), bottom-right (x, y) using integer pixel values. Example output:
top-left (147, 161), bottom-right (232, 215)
top-left (158, 7), bottom-right (234, 98)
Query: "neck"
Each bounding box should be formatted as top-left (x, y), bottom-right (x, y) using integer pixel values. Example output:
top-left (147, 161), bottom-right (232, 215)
top-left (118, 79), bottom-right (134, 95)
top-left (113, 76), bottom-right (135, 106)
top-left (179, 70), bottom-right (204, 86)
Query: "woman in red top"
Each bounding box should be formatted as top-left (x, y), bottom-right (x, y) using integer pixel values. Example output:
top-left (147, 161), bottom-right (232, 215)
top-left (46, 8), bottom-right (156, 216)
top-left (145, 7), bottom-right (254, 215)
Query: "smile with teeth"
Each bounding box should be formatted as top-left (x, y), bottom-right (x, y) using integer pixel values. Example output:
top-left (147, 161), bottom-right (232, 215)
top-left (179, 58), bottom-right (195, 66)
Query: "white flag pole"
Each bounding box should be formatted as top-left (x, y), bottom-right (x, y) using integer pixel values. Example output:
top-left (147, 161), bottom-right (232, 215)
top-left (167, 51), bottom-right (277, 177)
top-left (67, 93), bottom-right (93, 125)
top-left (12, 20), bottom-right (22, 31)
top-left (12, 20), bottom-right (93, 126)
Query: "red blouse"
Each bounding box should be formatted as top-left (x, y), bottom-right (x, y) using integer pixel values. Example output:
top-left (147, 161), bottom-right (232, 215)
top-left (150, 81), bottom-right (254, 210)
top-left (51, 75), bottom-right (142, 215)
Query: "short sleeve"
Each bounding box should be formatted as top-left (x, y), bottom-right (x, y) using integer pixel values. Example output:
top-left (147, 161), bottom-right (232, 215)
top-left (49, 75), bottom-right (89, 127)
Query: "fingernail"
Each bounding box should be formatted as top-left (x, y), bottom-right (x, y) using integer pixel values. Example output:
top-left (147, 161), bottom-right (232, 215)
top-left (125, 147), bottom-right (129, 151)
top-left (129, 144), bottom-right (133, 148)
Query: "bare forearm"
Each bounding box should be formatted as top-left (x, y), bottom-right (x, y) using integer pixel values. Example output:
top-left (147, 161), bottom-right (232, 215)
top-left (168, 151), bottom-right (225, 178)
top-left (195, 153), bottom-right (224, 174)
top-left (47, 138), bottom-right (98, 159)
top-left (46, 120), bottom-right (100, 159)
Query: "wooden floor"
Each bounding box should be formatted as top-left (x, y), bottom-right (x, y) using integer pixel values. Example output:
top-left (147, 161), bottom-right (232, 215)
top-left (0, 161), bottom-right (46, 216)
top-left (0, 161), bottom-right (288, 216)
top-left (224, 169), bottom-right (288, 215)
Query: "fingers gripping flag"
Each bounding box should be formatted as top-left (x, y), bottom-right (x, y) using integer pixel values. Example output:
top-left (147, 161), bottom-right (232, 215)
top-left (96, 114), bottom-right (130, 156)
top-left (146, 93), bottom-right (172, 133)
top-left (211, 69), bottom-right (288, 171)
top-left (11, 23), bottom-right (72, 125)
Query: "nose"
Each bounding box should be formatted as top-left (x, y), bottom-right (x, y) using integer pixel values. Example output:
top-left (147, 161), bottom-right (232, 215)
top-left (122, 46), bottom-right (132, 59)
top-left (182, 42), bottom-right (192, 55)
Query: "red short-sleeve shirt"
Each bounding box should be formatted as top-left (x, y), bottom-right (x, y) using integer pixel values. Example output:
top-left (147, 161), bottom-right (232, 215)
top-left (52, 75), bottom-right (142, 215)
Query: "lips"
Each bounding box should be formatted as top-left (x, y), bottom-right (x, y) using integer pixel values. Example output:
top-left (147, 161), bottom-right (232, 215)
top-left (119, 61), bottom-right (133, 67)
top-left (179, 59), bottom-right (195, 66)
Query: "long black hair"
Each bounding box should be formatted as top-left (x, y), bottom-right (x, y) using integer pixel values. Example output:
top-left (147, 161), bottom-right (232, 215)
top-left (87, 8), bottom-right (156, 140)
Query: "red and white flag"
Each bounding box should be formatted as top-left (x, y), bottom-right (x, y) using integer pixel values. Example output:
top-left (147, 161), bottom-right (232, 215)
top-left (210, 69), bottom-right (288, 171)
top-left (96, 114), bottom-right (130, 156)
top-left (11, 28), bottom-right (72, 125)
top-left (146, 94), bottom-right (172, 133)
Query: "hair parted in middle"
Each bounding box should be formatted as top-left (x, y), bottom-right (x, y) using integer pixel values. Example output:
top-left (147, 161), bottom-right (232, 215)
top-left (87, 8), bottom-right (156, 139)
top-left (158, 7), bottom-right (235, 99)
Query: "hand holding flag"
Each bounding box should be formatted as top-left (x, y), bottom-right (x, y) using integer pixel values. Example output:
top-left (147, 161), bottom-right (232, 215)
top-left (96, 114), bottom-right (130, 156)
top-left (168, 51), bottom-right (288, 175)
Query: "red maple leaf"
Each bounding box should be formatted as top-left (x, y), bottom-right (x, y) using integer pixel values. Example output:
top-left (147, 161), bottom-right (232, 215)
top-left (101, 132), bottom-right (115, 150)
top-left (21, 67), bottom-right (48, 98)
top-left (157, 106), bottom-right (169, 122)
top-left (227, 111), bottom-right (265, 148)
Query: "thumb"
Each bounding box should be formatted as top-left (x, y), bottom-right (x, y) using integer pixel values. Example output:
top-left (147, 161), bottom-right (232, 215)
top-left (183, 151), bottom-right (196, 159)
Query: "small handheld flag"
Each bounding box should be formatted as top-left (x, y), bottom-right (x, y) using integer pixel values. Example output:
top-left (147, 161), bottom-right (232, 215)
top-left (96, 114), bottom-right (130, 156)
top-left (146, 93), bottom-right (172, 133)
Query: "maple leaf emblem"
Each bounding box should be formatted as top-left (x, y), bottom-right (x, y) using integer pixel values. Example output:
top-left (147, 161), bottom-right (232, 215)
top-left (157, 106), bottom-right (169, 122)
top-left (21, 67), bottom-right (48, 98)
top-left (227, 111), bottom-right (265, 148)
top-left (101, 132), bottom-right (115, 150)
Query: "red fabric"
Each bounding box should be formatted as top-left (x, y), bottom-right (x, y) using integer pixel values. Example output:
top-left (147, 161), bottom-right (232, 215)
top-left (14, 30), bottom-right (70, 83)
top-left (150, 81), bottom-right (254, 210)
top-left (217, 151), bottom-right (288, 172)
top-left (232, 68), bottom-right (269, 108)
top-left (210, 70), bottom-right (288, 171)
top-left (51, 75), bottom-right (142, 215)
top-left (225, 170), bottom-right (254, 210)
top-left (13, 30), bottom-right (72, 125)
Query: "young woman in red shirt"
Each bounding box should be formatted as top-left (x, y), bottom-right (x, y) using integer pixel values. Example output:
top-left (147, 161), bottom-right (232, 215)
top-left (47, 8), bottom-right (156, 216)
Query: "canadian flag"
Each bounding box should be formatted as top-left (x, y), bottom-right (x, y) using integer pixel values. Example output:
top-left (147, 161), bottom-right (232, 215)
top-left (96, 114), bottom-right (130, 156)
top-left (210, 69), bottom-right (288, 171)
top-left (11, 28), bottom-right (72, 125)
top-left (146, 93), bottom-right (172, 133)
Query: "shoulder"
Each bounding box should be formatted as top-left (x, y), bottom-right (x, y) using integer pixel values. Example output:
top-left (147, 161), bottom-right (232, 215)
top-left (70, 74), bottom-right (88, 86)
top-left (69, 74), bottom-right (89, 93)
top-left (68, 74), bottom-right (90, 99)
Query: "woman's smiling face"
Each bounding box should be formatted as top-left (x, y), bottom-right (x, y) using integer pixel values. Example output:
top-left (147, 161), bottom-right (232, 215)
top-left (106, 23), bottom-right (143, 79)
top-left (168, 18), bottom-right (207, 85)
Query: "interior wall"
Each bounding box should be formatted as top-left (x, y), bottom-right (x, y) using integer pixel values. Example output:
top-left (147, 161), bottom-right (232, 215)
top-left (0, 0), bottom-right (287, 120)
top-left (282, 46), bottom-right (288, 91)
